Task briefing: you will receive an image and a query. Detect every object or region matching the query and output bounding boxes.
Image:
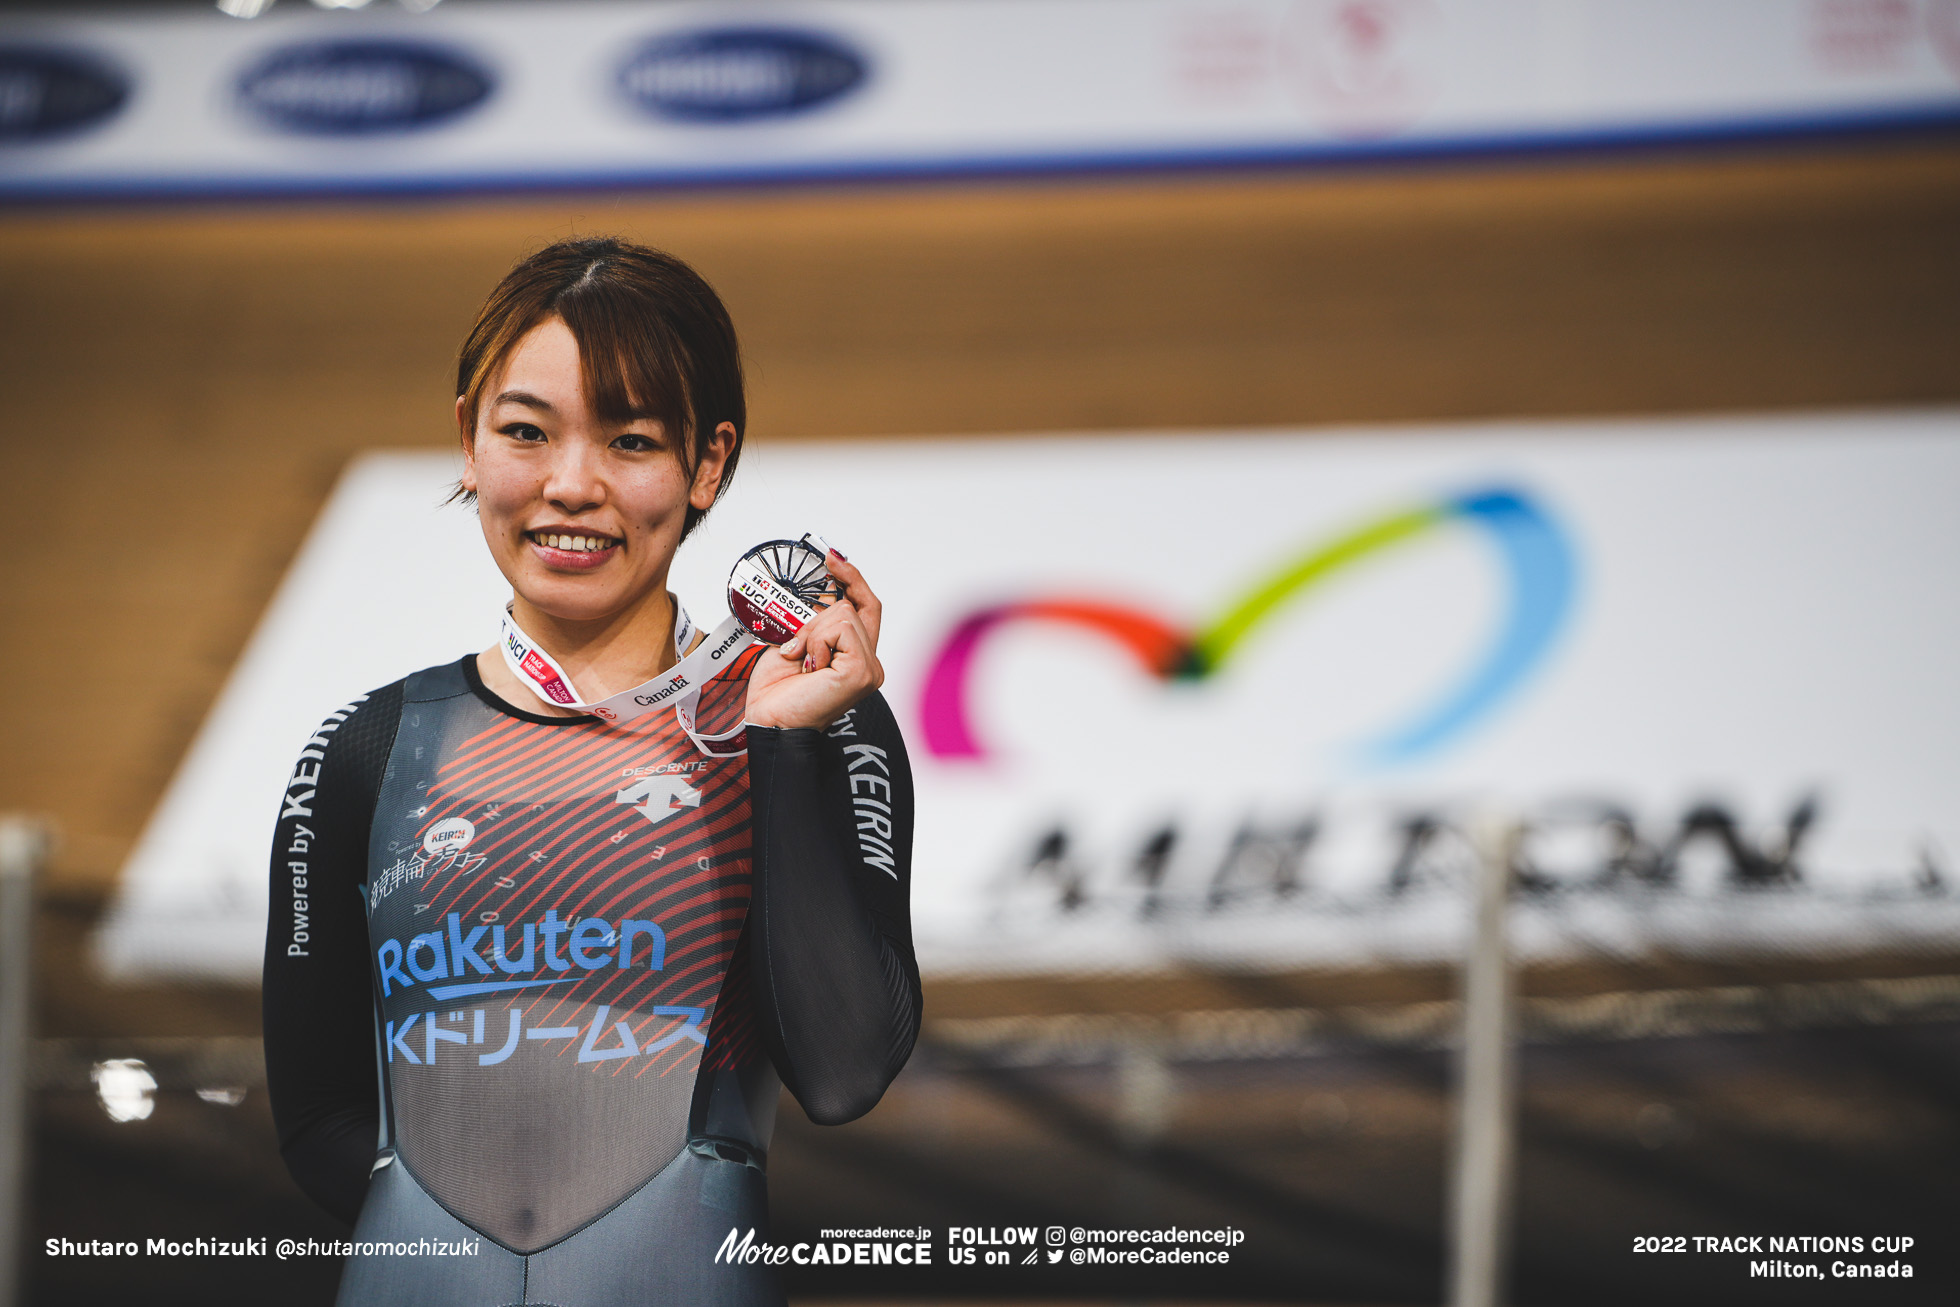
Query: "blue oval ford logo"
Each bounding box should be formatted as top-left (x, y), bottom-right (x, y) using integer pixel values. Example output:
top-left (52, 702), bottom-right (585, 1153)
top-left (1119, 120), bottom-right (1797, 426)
top-left (237, 42), bottom-right (492, 135)
top-left (618, 29), bottom-right (867, 123)
top-left (0, 48), bottom-right (129, 142)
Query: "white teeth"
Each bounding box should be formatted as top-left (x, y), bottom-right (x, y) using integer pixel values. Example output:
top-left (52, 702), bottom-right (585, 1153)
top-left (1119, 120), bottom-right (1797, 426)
top-left (534, 532), bottom-right (613, 553)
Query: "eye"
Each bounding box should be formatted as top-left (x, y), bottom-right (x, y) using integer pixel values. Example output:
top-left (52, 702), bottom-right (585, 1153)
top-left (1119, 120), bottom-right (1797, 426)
top-left (499, 422), bottom-right (547, 444)
top-left (613, 432), bottom-right (660, 453)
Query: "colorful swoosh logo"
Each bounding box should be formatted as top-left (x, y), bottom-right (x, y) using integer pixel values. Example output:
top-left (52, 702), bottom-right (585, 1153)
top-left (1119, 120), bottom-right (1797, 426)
top-left (919, 486), bottom-right (1577, 765)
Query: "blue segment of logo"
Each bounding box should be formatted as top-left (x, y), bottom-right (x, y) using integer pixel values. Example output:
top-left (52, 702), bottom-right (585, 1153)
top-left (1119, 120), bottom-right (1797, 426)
top-left (0, 47), bottom-right (129, 142)
top-left (617, 28), bottom-right (868, 123)
top-left (1358, 488), bottom-right (1579, 765)
top-left (236, 41), bottom-right (493, 136)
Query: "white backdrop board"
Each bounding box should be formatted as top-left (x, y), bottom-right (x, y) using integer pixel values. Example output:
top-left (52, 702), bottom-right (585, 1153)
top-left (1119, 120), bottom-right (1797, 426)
top-left (3, 0), bottom-right (1958, 199)
top-left (95, 410), bottom-right (1960, 980)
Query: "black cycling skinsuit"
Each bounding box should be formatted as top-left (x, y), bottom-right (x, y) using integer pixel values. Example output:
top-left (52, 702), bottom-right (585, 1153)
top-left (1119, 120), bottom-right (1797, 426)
top-left (262, 646), bottom-right (919, 1306)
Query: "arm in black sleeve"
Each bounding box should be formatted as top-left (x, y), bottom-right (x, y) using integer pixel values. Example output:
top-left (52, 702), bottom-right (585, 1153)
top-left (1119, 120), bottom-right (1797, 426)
top-left (745, 689), bottom-right (921, 1125)
top-left (260, 680), bottom-right (402, 1226)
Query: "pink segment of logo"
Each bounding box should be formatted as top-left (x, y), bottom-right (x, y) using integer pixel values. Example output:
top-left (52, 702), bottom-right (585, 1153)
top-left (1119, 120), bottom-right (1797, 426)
top-left (920, 600), bottom-right (1190, 759)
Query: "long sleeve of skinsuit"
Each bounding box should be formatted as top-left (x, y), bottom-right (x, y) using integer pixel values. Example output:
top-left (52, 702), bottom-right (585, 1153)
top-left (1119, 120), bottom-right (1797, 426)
top-left (263, 670), bottom-right (921, 1227)
top-left (743, 690), bottom-right (922, 1125)
top-left (260, 681), bottom-right (404, 1226)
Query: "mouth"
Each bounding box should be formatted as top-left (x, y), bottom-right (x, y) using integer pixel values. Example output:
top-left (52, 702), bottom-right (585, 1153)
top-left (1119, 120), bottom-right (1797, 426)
top-left (525, 528), bottom-right (622, 564)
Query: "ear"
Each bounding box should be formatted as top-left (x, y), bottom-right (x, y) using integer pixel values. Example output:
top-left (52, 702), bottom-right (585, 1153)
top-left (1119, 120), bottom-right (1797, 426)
top-left (456, 395), bottom-right (478, 493)
top-left (688, 422), bottom-right (739, 512)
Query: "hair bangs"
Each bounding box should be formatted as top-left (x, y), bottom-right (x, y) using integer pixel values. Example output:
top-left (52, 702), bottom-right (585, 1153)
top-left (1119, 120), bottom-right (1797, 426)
top-left (559, 286), bottom-right (693, 472)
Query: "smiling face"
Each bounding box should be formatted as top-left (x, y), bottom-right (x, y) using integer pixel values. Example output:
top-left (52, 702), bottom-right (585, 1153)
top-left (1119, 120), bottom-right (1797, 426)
top-left (459, 315), bottom-right (732, 628)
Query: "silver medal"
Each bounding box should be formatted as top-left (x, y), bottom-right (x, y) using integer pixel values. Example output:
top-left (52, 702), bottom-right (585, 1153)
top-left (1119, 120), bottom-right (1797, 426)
top-left (726, 533), bottom-right (838, 644)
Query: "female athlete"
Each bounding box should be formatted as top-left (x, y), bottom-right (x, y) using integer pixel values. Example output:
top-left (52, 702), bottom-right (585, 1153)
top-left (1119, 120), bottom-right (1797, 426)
top-left (261, 238), bottom-right (920, 1306)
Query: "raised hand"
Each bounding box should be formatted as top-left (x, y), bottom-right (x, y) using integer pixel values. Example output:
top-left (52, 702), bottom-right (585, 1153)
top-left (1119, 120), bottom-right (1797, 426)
top-left (744, 551), bottom-right (884, 731)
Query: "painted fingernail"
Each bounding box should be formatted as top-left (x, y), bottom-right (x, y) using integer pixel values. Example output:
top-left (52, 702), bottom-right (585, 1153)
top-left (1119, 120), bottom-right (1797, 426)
top-left (803, 656), bottom-right (814, 672)
top-left (829, 548), bottom-right (848, 561)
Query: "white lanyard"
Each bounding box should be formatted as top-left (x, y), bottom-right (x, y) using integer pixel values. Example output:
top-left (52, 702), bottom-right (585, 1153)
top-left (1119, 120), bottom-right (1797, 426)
top-left (497, 596), bottom-right (758, 756)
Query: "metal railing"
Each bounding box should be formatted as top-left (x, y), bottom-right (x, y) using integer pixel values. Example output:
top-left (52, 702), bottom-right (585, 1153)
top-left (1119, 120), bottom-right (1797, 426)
top-left (0, 818), bottom-right (49, 1307)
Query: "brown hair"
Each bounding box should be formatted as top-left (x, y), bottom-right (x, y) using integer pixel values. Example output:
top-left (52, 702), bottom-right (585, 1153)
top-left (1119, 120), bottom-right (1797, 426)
top-left (455, 237), bottom-right (745, 540)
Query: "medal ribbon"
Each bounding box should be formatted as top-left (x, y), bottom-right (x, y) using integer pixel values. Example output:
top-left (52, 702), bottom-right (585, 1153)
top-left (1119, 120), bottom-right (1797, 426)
top-left (497, 596), bottom-right (758, 756)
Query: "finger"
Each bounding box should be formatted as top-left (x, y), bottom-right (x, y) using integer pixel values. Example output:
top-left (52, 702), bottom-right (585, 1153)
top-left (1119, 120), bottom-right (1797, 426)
top-left (814, 605), bottom-right (878, 685)
top-left (823, 552), bottom-right (881, 647)
top-left (798, 594), bottom-right (858, 646)
top-left (782, 594), bottom-right (852, 654)
top-left (801, 612), bottom-right (844, 673)
top-left (832, 617), bottom-right (883, 691)
top-left (784, 607), bottom-right (862, 681)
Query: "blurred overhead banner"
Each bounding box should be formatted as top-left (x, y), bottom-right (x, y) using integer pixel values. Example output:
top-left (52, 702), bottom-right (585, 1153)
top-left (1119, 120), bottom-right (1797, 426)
top-left (96, 411), bottom-right (1960, 981)
top-left (4, 0), bottom-right (1959, 199)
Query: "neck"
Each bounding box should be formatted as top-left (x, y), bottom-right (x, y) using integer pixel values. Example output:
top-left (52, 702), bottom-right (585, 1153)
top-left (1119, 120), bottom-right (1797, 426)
top-left (490, 584), bottom-right (685, 716)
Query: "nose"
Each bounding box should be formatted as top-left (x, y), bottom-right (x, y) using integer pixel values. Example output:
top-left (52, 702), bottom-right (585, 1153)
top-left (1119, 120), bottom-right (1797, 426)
top-left (541, 435), bottom-right (606, 516)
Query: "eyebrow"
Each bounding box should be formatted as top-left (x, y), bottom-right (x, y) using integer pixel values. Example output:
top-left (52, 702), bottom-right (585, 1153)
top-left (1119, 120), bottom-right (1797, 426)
top-left (491, 389), bottom-right (556, 414)
top-left (490, 389), bottom-right (663, 425)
